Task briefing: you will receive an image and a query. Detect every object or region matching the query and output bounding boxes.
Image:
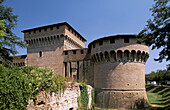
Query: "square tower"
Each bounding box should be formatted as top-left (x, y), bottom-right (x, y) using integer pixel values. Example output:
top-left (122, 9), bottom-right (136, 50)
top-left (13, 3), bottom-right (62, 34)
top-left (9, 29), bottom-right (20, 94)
top-left (22, 22), bottom-right (86, 76)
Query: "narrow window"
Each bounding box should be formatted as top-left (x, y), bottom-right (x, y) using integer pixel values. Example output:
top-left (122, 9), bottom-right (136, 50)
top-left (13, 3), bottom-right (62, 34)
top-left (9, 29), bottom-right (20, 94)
top-left (33, 30), bottom-right (36, 33)
top-left (57, 26), bottom-right (59, 29)
top-left (110, 38), bottom-right (115, 44)
top-left (44, 28), bottom-right (47, 31)
top-left (39, 29), bottom-right (41, 32)
top-left (93, 44), bottom-right (95, 48)
top-left (50, 27), bottom-right (53, 30)
top-left (65, 51), bottom-right (68, 55)
top-left (81, 50), bottom-right (84, 54)
top-left (99, 41), bottom-right (103, 46)
top-left (124, 38), bottom-right (129, 43)
top-left (73, 50), bottom-right (76, 54)
top-left (39, 51), bottom-right (42, 57)
top-left (64, 62), bottom-right (67, 77)
top-left (29, 31), bottom-right (31, 34)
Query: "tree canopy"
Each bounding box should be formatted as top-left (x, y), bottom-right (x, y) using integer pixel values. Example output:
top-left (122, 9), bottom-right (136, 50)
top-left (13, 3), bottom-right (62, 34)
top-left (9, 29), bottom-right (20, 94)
top-left (138, 0), bottom-right (170, 62)
top-left (0, 0), bottom-right (26, 66)
top-left (146, 69), bottom-right (170, 85)
top-left (0, 20), bottom-right (6, 48)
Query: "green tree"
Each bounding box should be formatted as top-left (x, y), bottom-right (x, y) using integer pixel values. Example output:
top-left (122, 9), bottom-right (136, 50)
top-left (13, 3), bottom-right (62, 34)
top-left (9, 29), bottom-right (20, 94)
top-left (138, 0), bottom-right (170, 62)
top-left (0, 19), bottom-right (6, 48)
top-left (0, 0), bottom-right (26, 66)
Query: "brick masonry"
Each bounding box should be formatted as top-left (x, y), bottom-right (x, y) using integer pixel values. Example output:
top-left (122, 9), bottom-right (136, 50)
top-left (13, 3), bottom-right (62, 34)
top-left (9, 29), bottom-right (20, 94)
top-left (13, 22), bottom-right (149, 109)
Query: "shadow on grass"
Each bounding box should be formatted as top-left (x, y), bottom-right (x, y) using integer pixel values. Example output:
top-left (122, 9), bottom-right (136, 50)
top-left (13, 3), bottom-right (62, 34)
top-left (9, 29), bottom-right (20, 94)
top-left (158, 88), bottom-right (170, 95)
top-left (146, 85), bottom-right (170, 110)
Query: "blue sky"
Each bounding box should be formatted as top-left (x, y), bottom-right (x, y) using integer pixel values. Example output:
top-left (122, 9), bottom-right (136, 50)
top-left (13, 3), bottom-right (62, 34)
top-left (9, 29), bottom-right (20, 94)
top-left (3, 0), bottom-right (169, 73)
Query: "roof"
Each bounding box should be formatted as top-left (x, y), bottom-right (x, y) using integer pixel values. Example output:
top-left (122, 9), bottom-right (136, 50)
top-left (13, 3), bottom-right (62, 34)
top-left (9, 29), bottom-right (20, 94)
top-left (88, 34), bottom-right (137, 47)
top-left (21, 22), bottom-right (87, 42)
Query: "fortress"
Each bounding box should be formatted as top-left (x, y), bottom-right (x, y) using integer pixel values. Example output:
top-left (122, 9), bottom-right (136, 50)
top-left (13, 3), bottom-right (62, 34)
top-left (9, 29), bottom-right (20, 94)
top-left (12, 22), bottom-right (149, 109)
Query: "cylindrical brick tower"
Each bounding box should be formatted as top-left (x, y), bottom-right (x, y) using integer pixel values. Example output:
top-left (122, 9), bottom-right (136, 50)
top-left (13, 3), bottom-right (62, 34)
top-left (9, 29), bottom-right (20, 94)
top-left (88, 35), bottom-right (149, 109)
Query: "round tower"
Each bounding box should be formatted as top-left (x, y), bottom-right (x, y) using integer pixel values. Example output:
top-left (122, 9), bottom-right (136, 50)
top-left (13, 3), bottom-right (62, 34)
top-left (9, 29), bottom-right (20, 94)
top-left (88, 35), bottom-right (149, 109)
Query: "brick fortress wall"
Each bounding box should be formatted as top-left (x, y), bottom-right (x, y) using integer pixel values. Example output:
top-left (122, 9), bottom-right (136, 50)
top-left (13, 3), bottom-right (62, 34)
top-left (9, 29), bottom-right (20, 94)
top-left (13, 22), bottom-right (149, 109)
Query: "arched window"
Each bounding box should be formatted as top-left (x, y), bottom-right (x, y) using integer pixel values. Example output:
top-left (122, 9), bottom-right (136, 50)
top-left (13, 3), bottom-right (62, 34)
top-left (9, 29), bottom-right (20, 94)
top-left (39, 51), bottom-right (42, 57)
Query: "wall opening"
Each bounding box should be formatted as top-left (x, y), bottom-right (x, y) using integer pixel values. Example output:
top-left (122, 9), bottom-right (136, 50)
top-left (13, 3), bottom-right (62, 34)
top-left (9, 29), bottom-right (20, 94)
top-left (117, 50), bottom-right (122, 62)
top-left (73, 50), bottom-right (76, 54)
top-left (131, 50), bottom-right (136, 61)
top-left (100, 52), bottom-right (104, 61)
top-left (39, 51), bottom-right (42, 57)
top-left (124, 50), bottom-right (129, 62)
top-left (99, 41), bottom-right (103, 46)
top-left (104, 51), bottom-right (109, 62)
top-left (110, 51), bottom-right (116, 62)
top-left (110, 38), bottom-right (115, 44)
top-left (124, 38), bottom-right (129, 43)
top-left (64, 62), bottom-right (67, 77)
top-left (81, 50), bottom-right (84, 54)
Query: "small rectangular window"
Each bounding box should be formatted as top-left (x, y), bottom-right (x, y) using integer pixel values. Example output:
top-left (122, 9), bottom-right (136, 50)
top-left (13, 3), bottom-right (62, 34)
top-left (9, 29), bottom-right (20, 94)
top-left (39, 51), bottom-right (42, 57)
top-left (110, 38), bottom-right (115, 43)
top-left (44, 28), bottom-right (47, 31)
top-left (73, 50), bottom-right (76, 54)
top-left (93, 44), bottom-right (95, 48)
top-left (57, 26), bottom-right (59, 29)
top-left (99, 41), bottom-right (103, 46)
top-left (81, 50), bottom-right (84, 54)
top-left (124, 38), bottom-right (129, 43)
top-left (50, 27), bottom-right (53, 30)
top-left (39, 29), bottom-right (41, 32)
top-left (65, 51), bottom-right (68, 55)
top-left (29, 31), bottom-right (31, 34)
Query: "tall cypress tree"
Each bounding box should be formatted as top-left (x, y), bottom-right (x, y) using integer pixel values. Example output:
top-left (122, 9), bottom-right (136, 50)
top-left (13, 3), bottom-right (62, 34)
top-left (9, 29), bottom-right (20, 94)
top-left (0, 0), bottom-right (26, 66)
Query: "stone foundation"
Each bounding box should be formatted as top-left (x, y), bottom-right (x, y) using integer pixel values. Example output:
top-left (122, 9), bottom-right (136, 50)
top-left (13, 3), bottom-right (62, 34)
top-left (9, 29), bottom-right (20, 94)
top-left (26, 82), bottom-right (93, 110)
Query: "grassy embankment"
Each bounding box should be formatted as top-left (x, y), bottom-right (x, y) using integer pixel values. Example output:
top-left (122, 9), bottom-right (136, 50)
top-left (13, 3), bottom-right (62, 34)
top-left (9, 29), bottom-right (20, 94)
top-left (146, 85), bottom-right (170, 110)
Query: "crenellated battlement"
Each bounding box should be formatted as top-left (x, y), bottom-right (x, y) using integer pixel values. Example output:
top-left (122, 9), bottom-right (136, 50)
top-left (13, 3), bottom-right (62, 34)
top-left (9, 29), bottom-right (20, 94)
top-left (91, 49), bottom-right (149, 63)
top-left (25, 34), bottom-right (64, 48)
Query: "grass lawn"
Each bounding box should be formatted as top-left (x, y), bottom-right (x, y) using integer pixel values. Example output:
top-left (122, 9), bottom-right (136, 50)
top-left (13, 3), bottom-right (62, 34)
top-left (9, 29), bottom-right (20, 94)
top-left (146, 85), bottom-right (170, 110)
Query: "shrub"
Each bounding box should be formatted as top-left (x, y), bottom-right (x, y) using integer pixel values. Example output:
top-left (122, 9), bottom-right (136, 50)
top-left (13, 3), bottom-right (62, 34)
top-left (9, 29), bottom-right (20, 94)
top-left (0, 65), bottom-right (67, 109)
top-left (78, 82), bottom-right (89, 110)
top-left (0, 64), bottom-right (30, 109)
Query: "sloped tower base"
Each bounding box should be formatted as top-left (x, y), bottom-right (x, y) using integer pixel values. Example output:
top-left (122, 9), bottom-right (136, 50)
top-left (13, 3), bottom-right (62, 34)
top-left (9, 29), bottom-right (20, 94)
top-left (95, 90), bottom-right (149, 109)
